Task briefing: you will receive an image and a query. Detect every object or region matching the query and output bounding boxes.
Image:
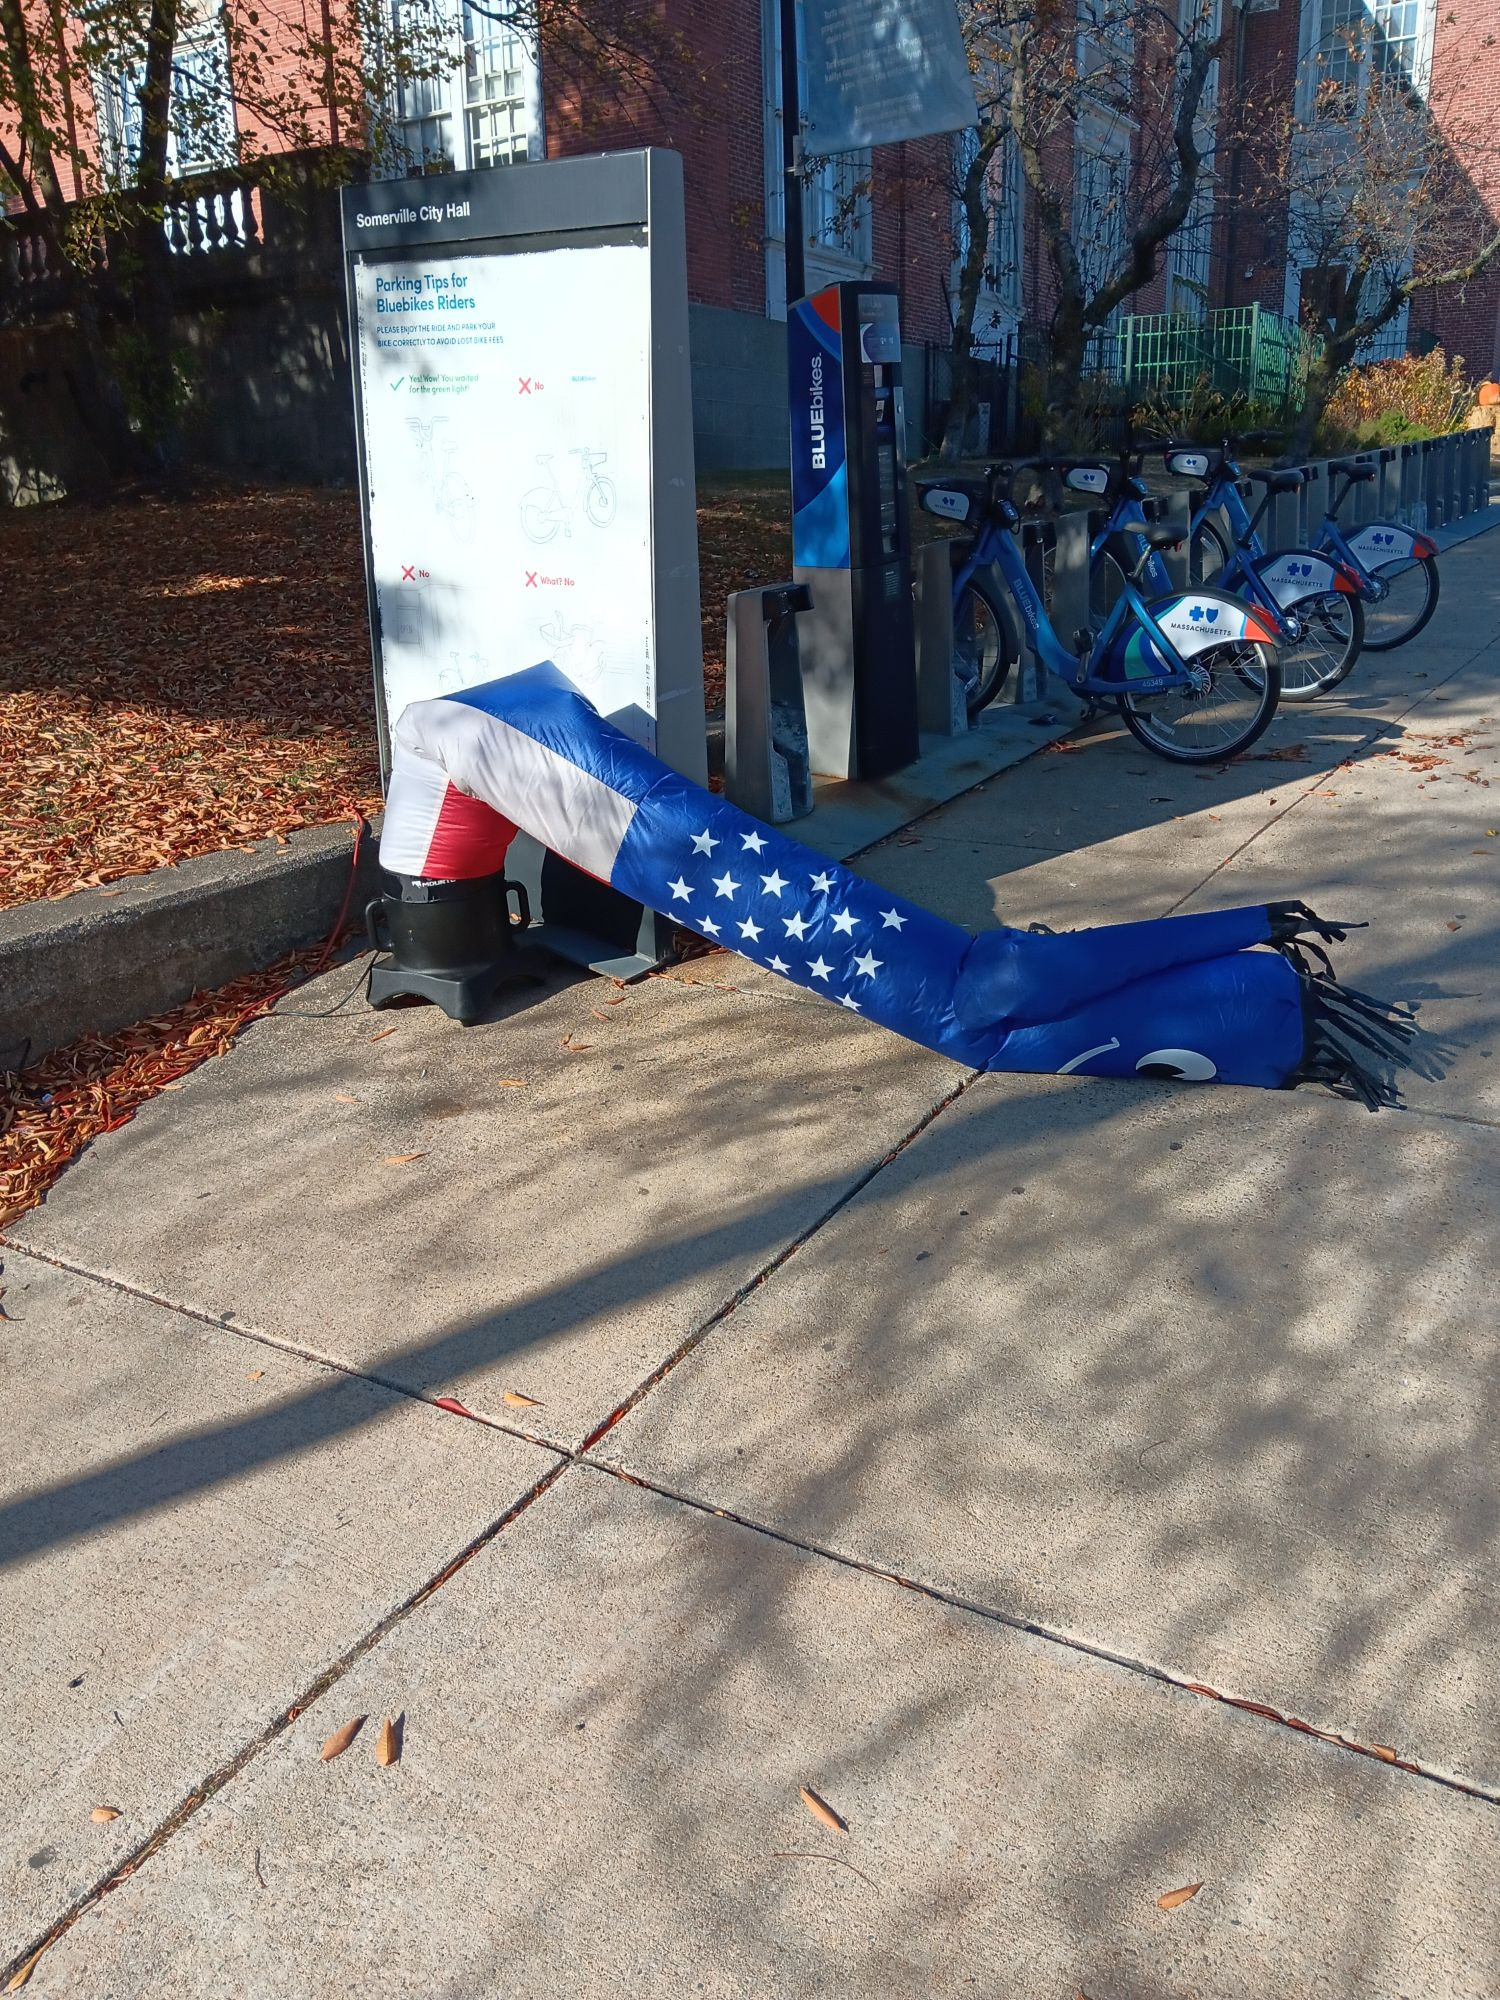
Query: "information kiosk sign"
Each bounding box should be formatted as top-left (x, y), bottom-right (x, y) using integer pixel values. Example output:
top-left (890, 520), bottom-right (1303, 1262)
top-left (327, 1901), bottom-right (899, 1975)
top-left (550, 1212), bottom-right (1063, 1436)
top-left (342, 150), bottom-right (706, 974)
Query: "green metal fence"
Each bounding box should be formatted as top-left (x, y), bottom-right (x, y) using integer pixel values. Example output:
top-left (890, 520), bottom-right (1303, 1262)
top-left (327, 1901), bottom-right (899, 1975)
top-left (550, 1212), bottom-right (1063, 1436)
top-left (1086, 305), bottom-right (1322, 409)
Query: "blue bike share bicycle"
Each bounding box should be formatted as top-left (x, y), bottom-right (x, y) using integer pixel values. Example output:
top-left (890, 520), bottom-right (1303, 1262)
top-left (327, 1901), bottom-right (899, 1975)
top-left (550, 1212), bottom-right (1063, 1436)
top-left (1143, 437), bottom-right (1365, 702)
top-left (1186, 447), bottom-right (1440, 658)
top-left (925, 455), bottom-right (1283, 765)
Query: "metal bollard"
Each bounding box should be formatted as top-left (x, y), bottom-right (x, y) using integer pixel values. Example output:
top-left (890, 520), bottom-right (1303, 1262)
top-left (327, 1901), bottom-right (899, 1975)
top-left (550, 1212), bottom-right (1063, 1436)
top-left (1401, 442), bottom-right (1423, 528)
top-left (913, 539), bottom-right (967, 737)
top-left (1271, 471), bottom-right (1306, 551)
top-left (1051, 509), bottom-right (1093, 653)
top-left (1376, 448), bottom-right (1400, 522)
top-left (723, 583), bottom-right (814, 824)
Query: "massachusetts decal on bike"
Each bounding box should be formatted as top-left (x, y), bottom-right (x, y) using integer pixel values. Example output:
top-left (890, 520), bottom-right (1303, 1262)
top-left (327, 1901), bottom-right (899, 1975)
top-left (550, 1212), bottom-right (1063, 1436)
top-left (1259, 552), bottom-right (1345, 608)
top-left (1347, 523), bottom-right (1430, 565)
top-left (1152, 597), bottom-right (1255, 653)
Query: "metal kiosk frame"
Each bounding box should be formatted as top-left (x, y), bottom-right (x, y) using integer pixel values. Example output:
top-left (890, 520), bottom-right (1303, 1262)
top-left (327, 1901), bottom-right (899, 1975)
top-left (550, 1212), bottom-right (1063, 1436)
top-left (341, 149), bottom-right (707, 980)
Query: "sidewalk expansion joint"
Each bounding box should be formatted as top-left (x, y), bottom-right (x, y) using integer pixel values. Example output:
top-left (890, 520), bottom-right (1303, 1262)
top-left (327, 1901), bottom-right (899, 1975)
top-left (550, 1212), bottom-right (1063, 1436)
top-left (1165, 643), bottom-right (1493, 920)
top-left (0, 1452), bottom-right (578, 1994)
top-left (0, 1239), bottom-right (577, 1457)
top-left (578, 1457), bottom-right (1500, 1819)
top-left (576, 1067), bottom-right (983, 1457)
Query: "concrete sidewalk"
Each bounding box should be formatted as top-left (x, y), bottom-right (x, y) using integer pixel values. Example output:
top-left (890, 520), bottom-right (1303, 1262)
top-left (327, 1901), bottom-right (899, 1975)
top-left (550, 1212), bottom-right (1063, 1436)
top-left (4, 529), bottom-right (1499, 1996)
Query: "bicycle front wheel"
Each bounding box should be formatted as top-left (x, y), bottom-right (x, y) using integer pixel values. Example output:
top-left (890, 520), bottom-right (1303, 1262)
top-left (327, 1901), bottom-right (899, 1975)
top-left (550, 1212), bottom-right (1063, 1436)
top-left (1362, 553), bottom-right (1440, 651)
top-left (1276, 588), bottom-right (1364, 701)
top-left (1117, 635), bottom-right (1281, 764)
top-left (953, 568), bottom-right (1014, 715)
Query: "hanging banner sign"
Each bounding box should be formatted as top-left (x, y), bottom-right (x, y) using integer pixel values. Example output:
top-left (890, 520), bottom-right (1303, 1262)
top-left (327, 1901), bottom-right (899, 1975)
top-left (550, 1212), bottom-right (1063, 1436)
top-left (802, 0), bottom-right (977, 155)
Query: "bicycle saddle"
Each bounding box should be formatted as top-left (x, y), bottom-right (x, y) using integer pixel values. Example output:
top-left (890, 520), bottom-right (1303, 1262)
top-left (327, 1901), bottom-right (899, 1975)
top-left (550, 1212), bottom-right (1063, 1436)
top-left (1142, 524), bottom-right (1184, 551)
top-left (1328, 458), bottom-right (1377, 481)
top-left (535, 453), bottom-right (553, 465)
top-left (1245, 468), bottom-right (1304, 493)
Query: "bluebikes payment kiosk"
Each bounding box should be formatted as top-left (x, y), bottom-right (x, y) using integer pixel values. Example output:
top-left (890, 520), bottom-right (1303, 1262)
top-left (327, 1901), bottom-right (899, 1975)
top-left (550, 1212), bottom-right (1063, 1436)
top-left (788, 281), bottom-right (920, 781)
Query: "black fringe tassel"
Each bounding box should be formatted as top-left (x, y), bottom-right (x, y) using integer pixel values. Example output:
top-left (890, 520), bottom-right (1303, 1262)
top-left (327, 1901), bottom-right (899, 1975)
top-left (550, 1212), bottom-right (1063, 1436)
top-left (1265, 902), bottom-right (1417, 1111)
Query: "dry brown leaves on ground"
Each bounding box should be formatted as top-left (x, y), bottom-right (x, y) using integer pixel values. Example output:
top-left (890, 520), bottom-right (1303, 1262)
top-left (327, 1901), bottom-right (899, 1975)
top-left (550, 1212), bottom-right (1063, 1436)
top-left (0, 945), bottom-right (328, 1229)
top-left (1, 483), bottom-right (383, 912)
top-left (5, 475), bottom-right (794, 914)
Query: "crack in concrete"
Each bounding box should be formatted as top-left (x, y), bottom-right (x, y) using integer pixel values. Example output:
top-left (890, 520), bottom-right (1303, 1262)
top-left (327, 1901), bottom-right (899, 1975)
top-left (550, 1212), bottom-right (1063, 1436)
top-left (0, 1454), bottom-right (575, 1991)
top-left (575, 1456), bottom-right (1500, 1817)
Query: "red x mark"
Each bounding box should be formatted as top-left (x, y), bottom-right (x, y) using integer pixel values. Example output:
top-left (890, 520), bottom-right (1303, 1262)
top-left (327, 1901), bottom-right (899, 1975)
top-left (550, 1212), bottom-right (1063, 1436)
top-left (518, 377), bottom-right (532, 395)
top-left (524, 570), bottom-right (539, 588)
top-left (401, 565), bottom-right (416, 582)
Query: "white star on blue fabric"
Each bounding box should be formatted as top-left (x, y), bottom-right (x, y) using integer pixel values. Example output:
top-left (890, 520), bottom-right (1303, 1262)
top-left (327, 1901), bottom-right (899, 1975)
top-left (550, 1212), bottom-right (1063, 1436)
top-left (809, 871), bottom-right (835, 895)
top-left (784, 912), bottom-right (811, 940)
top-left (830, 910), bottom-right (857, 937)
top-left (700, 916), bottom-right (722, 937)
top-left (853, 950), bottom-right (882, 978)
top-left (760, 870), bottom-right (788, 898)
top-left (838, 993), bottom-right (862, 1012)
top-left (738, 917), bottom-right (763, 942)
top-left (880, 908), bottom-right (908, 931)
top-left (668, 876), bottom-right (692, 903)
top-left (712, 872), bottom-right (740, 899)
top-left (741, 831), bottom-right (767, 854)
top-left (808, 955), bottom-right (832, 981)
top-left (768, 954), bottom-right (789, 974)
top-left (691, 830), bottom-right (719, 855)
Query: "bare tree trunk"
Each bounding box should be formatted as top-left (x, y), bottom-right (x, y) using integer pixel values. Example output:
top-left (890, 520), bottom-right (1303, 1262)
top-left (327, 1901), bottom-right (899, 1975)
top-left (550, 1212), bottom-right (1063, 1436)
top-left (939, 134), bottom-right (1002, 465)
top-left (128, 0), bottom-right (186, 469)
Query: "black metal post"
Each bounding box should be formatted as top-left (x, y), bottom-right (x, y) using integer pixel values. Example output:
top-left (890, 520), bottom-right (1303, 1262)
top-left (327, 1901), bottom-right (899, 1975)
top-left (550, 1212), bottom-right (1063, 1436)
top-left (780, 0), bottom-right (805, 306)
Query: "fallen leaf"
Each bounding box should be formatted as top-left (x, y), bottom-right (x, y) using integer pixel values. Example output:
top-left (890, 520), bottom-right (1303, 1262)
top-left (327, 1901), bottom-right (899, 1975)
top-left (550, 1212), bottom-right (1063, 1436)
top-left (559, 1035), bottom-right (593, 1053)
top-left (334, 1092), bottom-right (361, 1103)
top-left (502, 1389), bottom-right (542, 1409)
top-left (1473, 850), bottom-right (1493, 858)
top-left (161, 1081), bottom-right (184, 1091)
top-left (495, 1078), bottom-right (527, 1088)
top-left (6, 1944), bottom-right (47, 1991)
top-left (1157, 1882), bottom-right (1203, 1912)
top-left (1446, 920), bottom-right (1463, 931)
top-left (603, 994), bottom-right (626, 1006)
top-left (1372, 1743), bottom-right (1398, 1762)
top-left (799, 1785), bottom-right (848, 1834)
top-left (376, 1715), bottom-right (400, 1767)
top-left (90, 1805), bottom-right (122, 1823)
top-left (319, 1715), bottom-right (366, 1761)
top-left (369, 1027), bottom-right (398, 1043)
top-left (1487, 829), bottom-right (1498, 837)
top-left (383, 1152), bottom-right (425, 1165)
top-left (432, 1396), bottom-right (476, 1417)
top-left (247, 1369), bottom-right (265, 1381)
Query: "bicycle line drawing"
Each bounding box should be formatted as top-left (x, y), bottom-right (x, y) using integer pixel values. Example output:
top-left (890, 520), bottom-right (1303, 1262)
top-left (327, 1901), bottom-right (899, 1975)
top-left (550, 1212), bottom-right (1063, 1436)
top-left (408, 415), bottom-right (477, 546)
top-left (539, 606), bottom-right (606, 685)
top-left (520, 448), bottom-right (617, 544)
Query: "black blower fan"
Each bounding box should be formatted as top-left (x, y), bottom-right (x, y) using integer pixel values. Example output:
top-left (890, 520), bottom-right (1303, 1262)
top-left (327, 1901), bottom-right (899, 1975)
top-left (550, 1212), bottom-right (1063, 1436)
top-left (365, 869), bottom-right (542, 1025)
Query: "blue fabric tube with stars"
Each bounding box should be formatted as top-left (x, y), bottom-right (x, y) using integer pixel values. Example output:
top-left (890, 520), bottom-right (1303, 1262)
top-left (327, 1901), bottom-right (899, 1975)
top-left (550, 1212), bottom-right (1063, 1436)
top-left (378, 664), bottom-right (1416, 1109)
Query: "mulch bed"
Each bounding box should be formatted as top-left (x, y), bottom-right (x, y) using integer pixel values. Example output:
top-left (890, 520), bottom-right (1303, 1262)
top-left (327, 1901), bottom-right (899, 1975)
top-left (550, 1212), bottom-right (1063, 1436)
top-left (0, 472), bottom-right (794, 1220)
top-left (1, 474), bottom-right (792, 916)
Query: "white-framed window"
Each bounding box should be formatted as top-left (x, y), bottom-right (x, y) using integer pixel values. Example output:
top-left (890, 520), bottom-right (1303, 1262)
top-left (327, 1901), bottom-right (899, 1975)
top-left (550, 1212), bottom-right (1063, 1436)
top-left (1298, 0), bottom-right (1437, 117)
top-left (954, 125), bottom-right (1024, 348)
top-left (1165, 0), bottom-right (1222, 317)
top-left (1077, 0), bottom-right (1134, 89)
top-left (1073, 116), bottom-right (1131, 319)
top-left (386, 0), bottom-right (542, 175)
top-left (762, 0), bottom-right (873, 318)
top-left (96, 15), bottom-right (237, 184)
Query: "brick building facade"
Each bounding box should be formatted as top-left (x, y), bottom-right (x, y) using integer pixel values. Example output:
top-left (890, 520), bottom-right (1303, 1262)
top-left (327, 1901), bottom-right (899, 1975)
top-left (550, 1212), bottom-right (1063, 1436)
top-left (6, 0), bottom-right (1499, 470)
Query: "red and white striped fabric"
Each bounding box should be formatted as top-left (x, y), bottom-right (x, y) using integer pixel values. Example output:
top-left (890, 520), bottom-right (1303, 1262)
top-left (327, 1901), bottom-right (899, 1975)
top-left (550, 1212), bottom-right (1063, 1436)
top-left (379, 719), bottom-right (517, 881)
